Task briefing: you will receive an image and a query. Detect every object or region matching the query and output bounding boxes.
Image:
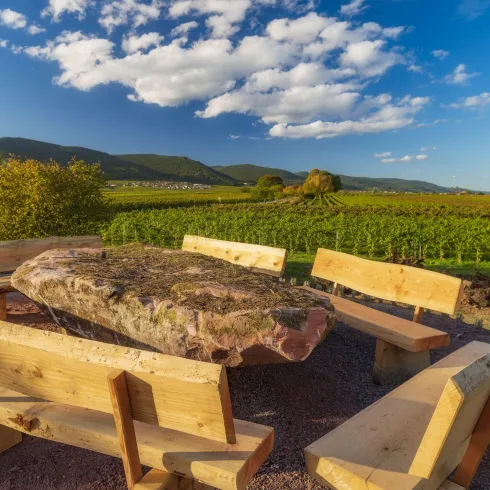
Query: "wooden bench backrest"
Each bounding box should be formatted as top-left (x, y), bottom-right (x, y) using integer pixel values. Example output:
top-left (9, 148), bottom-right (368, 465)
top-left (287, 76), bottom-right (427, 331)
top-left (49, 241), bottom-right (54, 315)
top-left (0, 236), bottom-right (102, 273)
top-left (312, 248), bottom-right (464, 315)
top-left (409, 344), bottom-right (490, 479)
top-left (0, 321), bottom-right (236, 444)
top-left (182, 235), bottom-right (287, 277)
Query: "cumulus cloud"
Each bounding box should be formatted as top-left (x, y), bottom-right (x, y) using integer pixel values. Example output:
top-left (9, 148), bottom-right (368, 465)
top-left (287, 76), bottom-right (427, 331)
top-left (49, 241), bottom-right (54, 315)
top-left (170, 21), bottom-right (199, 37)
top-left (122, 32), bottom-right (163, 53)
top-left (42, 0), bottom-right (95, 22)
top-left (374, 152), bottom-right (391, 158)
top-left (380, 154), bottom-right (415, 163)
top-left (443, 64), bottom-right (479, 85)
top-left (416, 154), bottom-right (429, 160)
top-left (18, 7), bottom-right (425, 140)
top-left (447, 92), bottom-right (490, 109)
top-left (100, 0), bottom-right (162, 33)
top-left (340, 0), bottom-right (368, 17)
top-left (431, 49), bottom-right (449, 60)
top-left (0, 8), bottom-right (28, 29)
top-left (0, 39), bottom-right (8, 48)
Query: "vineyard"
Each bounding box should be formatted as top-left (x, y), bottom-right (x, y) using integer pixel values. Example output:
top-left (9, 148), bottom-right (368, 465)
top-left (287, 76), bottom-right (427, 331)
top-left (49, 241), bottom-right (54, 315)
top-left (103, 197), bottom-right (490, 264)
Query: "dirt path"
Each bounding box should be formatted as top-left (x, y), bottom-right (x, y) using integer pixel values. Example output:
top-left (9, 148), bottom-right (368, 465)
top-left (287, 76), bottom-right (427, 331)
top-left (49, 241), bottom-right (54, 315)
top-left (1, 293), bottom-right (490, 490)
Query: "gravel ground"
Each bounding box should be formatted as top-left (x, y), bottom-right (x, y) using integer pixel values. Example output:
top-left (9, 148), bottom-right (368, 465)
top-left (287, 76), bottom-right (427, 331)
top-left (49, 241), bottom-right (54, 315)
top-left (1, 293), bottom-right (490, 490)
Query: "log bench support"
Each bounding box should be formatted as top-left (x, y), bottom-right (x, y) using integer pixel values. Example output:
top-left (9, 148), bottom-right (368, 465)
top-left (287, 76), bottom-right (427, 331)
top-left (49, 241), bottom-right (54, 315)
top-left (373, 339), bottom-right (431, 385)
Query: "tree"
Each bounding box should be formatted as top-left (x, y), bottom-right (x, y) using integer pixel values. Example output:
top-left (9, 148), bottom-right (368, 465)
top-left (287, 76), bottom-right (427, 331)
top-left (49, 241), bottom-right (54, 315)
top-left (302, 169), bottom-right (342, 198)
top-left (251, 174), bottom-right (285, 200)
top-left (0, 157), bottom-right (109, 240)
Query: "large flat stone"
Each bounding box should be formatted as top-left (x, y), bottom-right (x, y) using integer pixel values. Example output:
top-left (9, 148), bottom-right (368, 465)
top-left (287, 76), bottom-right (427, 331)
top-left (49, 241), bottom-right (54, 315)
top-left (12, 245), bottom-right (336, 367)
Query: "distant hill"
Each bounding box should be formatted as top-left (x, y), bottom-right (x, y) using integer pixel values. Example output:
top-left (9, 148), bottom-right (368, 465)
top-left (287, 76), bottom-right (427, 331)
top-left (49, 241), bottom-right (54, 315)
top-left (0, 137), bottom-right (161, 180)
top-left (119, 154), bottom-right (236, 185)
top-left (213, 164), bottom-right (303, 184)
top-left (214, 164), bottom-right (462, 193)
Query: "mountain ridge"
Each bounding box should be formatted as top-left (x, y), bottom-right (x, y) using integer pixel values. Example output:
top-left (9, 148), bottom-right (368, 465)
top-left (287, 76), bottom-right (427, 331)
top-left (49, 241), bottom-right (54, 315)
top-left (0, 136), bottom-right (474, 193)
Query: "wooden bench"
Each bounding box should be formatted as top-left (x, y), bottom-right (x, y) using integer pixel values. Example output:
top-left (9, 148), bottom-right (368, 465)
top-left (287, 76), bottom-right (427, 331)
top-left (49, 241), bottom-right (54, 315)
top-left (182, 235), bottom-right (287, 277)
top-left (0, 321), bottom-right (274, 489)
top-left (305, 341), bottom-right (490, 490)
top-left (0, 236), bottom-right (102, 320)
top-left (302, 249), bottom-right (464, 384)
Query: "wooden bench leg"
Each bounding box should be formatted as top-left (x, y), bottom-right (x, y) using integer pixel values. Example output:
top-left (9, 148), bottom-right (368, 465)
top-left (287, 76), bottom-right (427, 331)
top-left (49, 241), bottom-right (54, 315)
top-left (373, 339), bottom-right (431, 385)
top-left (0, 293), bottom-right (7, 321)
top-left (0, 425), bottom-right (22, 454)
top-left (134, 469), bottom-right (215, 490)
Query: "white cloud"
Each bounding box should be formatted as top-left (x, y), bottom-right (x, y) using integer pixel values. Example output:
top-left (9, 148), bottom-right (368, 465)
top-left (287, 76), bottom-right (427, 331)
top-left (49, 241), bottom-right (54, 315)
top-left (228, 134), bottom-right (241, 139)
top-left (0, 9), bottom-right (28, 29)
top-left (100, 0), bottom-right (162, 33)
top-left (340, 0), bottom-right (368, 17)
top-left (448, 92), bottom-right (490, 109)
top-left (431, 49), bottom-right (449, 60)
top-left (408, 64), bottom-right (423, 73)
top-left (340, 40), bottom-right (404, 77)
top-left (42, 0), bottom-right (95, 22)
top-left (381, 158), bottom-right (396, 163)
top-left (443, 64), bottom-right (479, 85)
top-left (0, 39), bottom-right (8, 48)
top-left (28, 25), bottom-right (47, 35)
top-left (374, 152), bottom-right (391, 158)
top-left (399, 155), bottom-right (412, 162)
top-left (122, 32), bottom-right (163, 53)
top-left (18, 9), bottom-right (424, 140)
top-left (380, 154), bottom-right (418, 163)
top-left (416, 154), bottom-right (429, 160)
top-left (458, 0), bottom-right (490, 20)
top-left (170, 21), bottom-right (199, 37)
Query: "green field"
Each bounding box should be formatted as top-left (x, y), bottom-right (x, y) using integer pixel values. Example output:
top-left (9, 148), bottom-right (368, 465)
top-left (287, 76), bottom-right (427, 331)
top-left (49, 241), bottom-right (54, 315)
top-left (102, 192), bottom-right (490, 272)
top-left (104, 184), bottom-right (252, 210)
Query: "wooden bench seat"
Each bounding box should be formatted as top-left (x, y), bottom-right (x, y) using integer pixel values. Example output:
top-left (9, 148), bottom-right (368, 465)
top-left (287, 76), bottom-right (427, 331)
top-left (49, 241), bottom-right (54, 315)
top-left (307, 249), bottom-right (463, 384)
top-left (182, 235), bottom-right (287, 277)
top-left (0, 321), bottom-right (274, 489)
top-left (305, 341), bottom-right (490, 490)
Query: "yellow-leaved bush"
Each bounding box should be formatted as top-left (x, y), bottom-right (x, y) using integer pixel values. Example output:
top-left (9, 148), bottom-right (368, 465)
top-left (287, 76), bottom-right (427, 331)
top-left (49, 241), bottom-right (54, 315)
top-left (0, 156), bottom-right (109, 240)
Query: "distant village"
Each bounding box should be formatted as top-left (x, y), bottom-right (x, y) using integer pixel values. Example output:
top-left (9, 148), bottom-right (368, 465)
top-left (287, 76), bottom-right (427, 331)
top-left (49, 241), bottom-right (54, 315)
top-left (107, 181), bottom-right (212, 190)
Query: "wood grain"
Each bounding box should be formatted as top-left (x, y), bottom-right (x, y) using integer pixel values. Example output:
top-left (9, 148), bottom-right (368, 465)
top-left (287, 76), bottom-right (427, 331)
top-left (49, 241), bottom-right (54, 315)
top-left (0, 387), bottom-right (274, 490)
top-left (0, 235), bottom-right (102, 273)
top-left (305, 342), bottom-right (490, 490)
top-left (108, 370), bottom-right (143, 488)
top-left (182, 235), bottom-right (287, 277)
top-left (0, 321), bottom-right (236, 443)
top-left (0, 293), bottom-right (6, 322)
top-left (300, 287), bottom-right (449, 352)
top-left (311, 248), bottom-right (464, 315)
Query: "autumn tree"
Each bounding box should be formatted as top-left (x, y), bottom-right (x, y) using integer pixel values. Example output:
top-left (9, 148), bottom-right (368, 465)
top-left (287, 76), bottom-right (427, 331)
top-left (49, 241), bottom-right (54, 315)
top-left (302, 169), bottom-right (342, 198)
top-left (0, 157), bottom-right (109, 240)
top-left (251, 174), bottom-right (285, 200)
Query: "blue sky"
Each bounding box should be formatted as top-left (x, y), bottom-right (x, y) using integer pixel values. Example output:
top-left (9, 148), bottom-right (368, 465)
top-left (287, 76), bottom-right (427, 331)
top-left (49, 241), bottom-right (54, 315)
top-left (0, 0), bottom-right (489, 190)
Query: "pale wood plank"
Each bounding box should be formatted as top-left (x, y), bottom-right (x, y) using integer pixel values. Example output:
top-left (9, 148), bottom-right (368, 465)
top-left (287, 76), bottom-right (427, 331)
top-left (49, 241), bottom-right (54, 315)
top-left (332, 282), bottom-right (340, 296)
top-left (300, 287), bottom-right (449, 352)
top-left (133, 470), bottom-right (214, 490)
top-left (0, 424), bottom-right (22, 453)
top-left (0, 321), bottom-right (236, 443)
top-left (0, 275), bottom-right (13, 293)
top-left (413, 306), bottom-right (425, 324)
top-left (409, 352), bottom-right (490, 479)
top-left (305, 342), bottom-right (490, 490)
top-left (0, 235), bottom-right (102, 273)
top-left (108, 370), bottom-right (143, 489)
top-left (0, 387), bottom-right (274, 490)
top-left (182, 236), bottom-right (287, 277)
top-left (311, 248), bottom-right (464, 315)
top-left (452, 395), bottom-right (490, 488)
top-left (0, 293), bottom-right (6, 322)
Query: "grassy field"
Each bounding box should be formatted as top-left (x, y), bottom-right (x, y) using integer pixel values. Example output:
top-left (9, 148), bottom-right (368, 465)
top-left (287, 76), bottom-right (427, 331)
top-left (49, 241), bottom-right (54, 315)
top-left (104, 183), bottom-right (252, 210)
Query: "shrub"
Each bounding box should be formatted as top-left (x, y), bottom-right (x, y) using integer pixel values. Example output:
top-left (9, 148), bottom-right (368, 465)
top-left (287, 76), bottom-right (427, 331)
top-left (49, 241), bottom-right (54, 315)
top-left (0, 157), bottom-right (109, 240)
top-left (251, 174), bottom-right (285, 200)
